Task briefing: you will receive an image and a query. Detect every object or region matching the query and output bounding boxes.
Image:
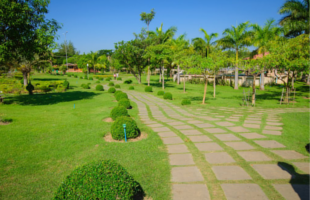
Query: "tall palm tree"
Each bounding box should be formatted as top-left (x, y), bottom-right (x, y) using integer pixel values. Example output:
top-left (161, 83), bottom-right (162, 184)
top-left (279, 0), bottom-right (309, 37)
top-left (140, 9), bottom-right (155, 34)
top-left (251, 19), bottom-right (282, 90)
top-left (192, 28), bottom-right (218, 58)
top-left (217, 22), bottom-right (252, 89)
top-left (88, 51), bottom-right (106, 74)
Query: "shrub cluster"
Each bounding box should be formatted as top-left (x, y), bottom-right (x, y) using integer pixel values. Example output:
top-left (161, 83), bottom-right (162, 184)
top-left (118, 99), bottom-right (131, 109)
top-left (108, 87), bottom-right (116, 93)
top-left (181, 99), bottom-right (191, 105)
top-left (117, 77), bottom-right (122, 81)
top-left (157, 91), bottom-right (164, 96)
top-left (116, 92), bottom-right (128, 101)
top-left (129, 86), bottom-right (134, 90)
top-left (110, 106), bottom-right (128, 120)
top-left (115, 84), bottom-right (120, 88)
top-left (108, 82), bottom-right (114, 86)
top-left (96, 85), bottom-right (104, 91)
top-left (163, 92), bottom-right (173, 100)
top-left (114, 90), bottom-right (123, 97)
top-left (54, 160), bottom-right (143, 199)
top-left (111, 116), bottom-right (139, 140)
top-left (145, 86), bottom-right (152, 92)
top-left (124, 79), bottom-right (132, 84)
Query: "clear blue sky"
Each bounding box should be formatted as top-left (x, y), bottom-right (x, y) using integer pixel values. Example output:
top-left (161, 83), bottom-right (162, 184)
top-left (46, 0), bottom-right (285, 54)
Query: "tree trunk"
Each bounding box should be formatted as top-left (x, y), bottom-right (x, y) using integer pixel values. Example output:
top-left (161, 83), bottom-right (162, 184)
top-left (202, 75), bottom-right (208, 104)
top-left (159, 67), bottom-right (161, 83)
top-left (138, 73), bottom-right (141, 84)
top-left (183, 75), bottom-right (186, 92)
top-left (162, 65), bottom-right (165, 90)
top-left (177, 65), bottom-right (180, 85)
top-left (307, 73), bottom-right (310, 85)
top-left (260, 69), bottom-right (265, 90)
top-left (291, 71), bottom-right (295, 89)
top-left (234, 50), bottom-right (239, 89)
top-left (252, 75), bottom-right (256, 105)
top-left (23, 72), bottom-right (28, 86)
top-left (147, 66), bottom-right (150, 86)
top-left (213, 72), bottom-right (216, 98)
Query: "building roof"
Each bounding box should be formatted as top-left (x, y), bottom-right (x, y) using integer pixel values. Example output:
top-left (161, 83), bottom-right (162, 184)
top-left (244, 52), bottom-right (270, 60)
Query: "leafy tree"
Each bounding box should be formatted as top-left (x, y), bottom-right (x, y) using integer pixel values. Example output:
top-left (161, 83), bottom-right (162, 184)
top-left (58, 41), bottom-right (77, 56)
top-left (279, 0), bottom-right (309, 37)
top-left (88, 51), bottom-right (107, 74)
top-left (217, 22), bottom-right (252, 89)
top-left (140, 9), bottom-right (155, 33)
top-left (192, 28), bottom-right (218, 58)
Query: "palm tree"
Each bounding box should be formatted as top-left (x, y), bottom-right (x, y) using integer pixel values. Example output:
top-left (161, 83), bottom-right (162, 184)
top-left (192, 28), bottom-right (218, 58)
top-left (217, 22), bottom-right (252, 89)
top-left (88, 51), bottom-right (106, 74)
top-left (279, 0), bottom-right (309, 37)
top-left (251, 19), bottom-right (282, 90)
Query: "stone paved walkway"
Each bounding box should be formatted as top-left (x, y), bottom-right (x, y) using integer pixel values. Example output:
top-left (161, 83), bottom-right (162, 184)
top-left (126, 91), bottom-right (309, 200)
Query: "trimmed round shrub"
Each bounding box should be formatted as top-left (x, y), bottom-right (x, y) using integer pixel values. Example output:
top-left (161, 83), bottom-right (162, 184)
top-left (116, 92), bottom-right (128, 101)
top-left (63, 80), bottom-right (69, 89)
top-left (129, 86), bottom-right (134, 90)
top-left (96, 85), bottom-right (104, 91)
top-left (74, 75), bottom-right (77, 78)
top-left (81, 84), bottom-right (90, 89)
top-left (99, 78), bottom-right (104, 81)
top-left (115, 84), bottom-right (120, 88)
top-left (79, 76), bottom-right (83, 79)
top-left (95, 80), bottom-right (100, 83)
top-left (67, 74), bottom-right (71, 77)
top-left (110, 106), bottom-right (128, 120)
top-left (157, 91), bottom-right (164, 96)
top-left (111, 116), bottom-right (139, 140)
top-left (117, 77), bottom-right (122, 80)
top-left (54, 160), bottom-right (143, 199)
top-left (87, 82), bottom-right (91, 85)
top-left (118, 99), bottom-right (131, 109)
top-left (181, 99), bottom-right (191, 105)
top-left (84, 75), bottom-right (88, 79)
top-left (108, 82), bottom-right (114, 86)
top-left (124, 79), bottom-right (132, 84)
top-left (106, 77), bottom-right (112, 81)
top-left (108, 87), bottom-right (116, 93)
top-left (145, 86), bottom-right (152, 92)
top-left (114, 90), bottom-right (123, 97)
top-left (163, 92), bottom-right (173, 100)
top-left (89, 77), bottom-right (93, 80)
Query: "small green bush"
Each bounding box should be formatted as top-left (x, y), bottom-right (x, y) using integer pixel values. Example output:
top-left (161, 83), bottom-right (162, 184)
top-left (117, 77), bottom-right (122, 80)
top-left (157, 91), bottom-right (164, 96)
top-left (111, 116), bottom-right (139, 140)
top-left (81, 84), bottom-right (90, 89)
top-left (118, 99), bottom-right (131, 109)
top-left (84, 75), bottom-right (88, 79)
top-left (95, 80), bottom-right (100, 83)
top-left (110, 106), bottom-right (128, 120)
top-left (26, 82), bottom-right (34, 95)
top-left (181, 99), bottom-right (191, 105)
top-left (108, 87), bottom-right (116, 93)
top-left (115, 84), bottom-right (120, 88)
top-left (67, 74), bottom-right (71, 77)
top-left (63, 80), bottom-right (69, 89)
top-left (40, 85), bottom-right (52, 93)
top-left (116, 92), bottom-right (128, 101)
top-left (163, 92), bottom-right (173, 100)
top-left (0, 117), bottom-right (13, 123)
top-left (96, 85), bottom-right (104, 91)
top-left (74, 75), bottom-right (77, 78)
top-left (80, 76), bottom-right (83, 79)
top-left (89, 77), bottom-right (93, 80)
top-left (106, 77), bottom-right (112, 81)
top-left (129, 86), bottom-right (134, 90)
top-left (124, 79), bottom-right (132, 84)
top-left (54, 160), bottom-right (143, 199)
top-left (108, 82), bottom-right (114, 86)
top-left (145, 86), bottom-right (152, 92)
top-left (99, 78), bottom-right (104, 81)
top-left (114, 90), bottom-right (123, 97)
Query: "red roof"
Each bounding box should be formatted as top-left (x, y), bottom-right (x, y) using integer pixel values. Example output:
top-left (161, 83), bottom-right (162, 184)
top-left (244, 52), bottom-right (270, 60)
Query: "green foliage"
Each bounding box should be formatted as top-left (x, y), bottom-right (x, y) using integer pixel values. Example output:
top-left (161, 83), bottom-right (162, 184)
top-left (129, 86), bottom-right (134, 90)
top-left (163, 92), bottom-right (172, 100)
top-left (106, 77), bottom-right (112, 81)
top-left (67, 74), bottom-right (71, 77)
top-left (114, 90), bottom-right (123, 97)
top-left (89, 77), bottom-right (93, 80)
top-left (124, 79), bottom-right (133, 84)
top-left (53, 160), bottom-right (143, 199)
top-left (55, 85), bottom-right (65, 93)
top-left (74, 75), bottom-right (77, 78)
top-left (144, 86), bottom-right (153, 92)
top-left (99, 78), bottom-right (103, 81)
top-left (13, 72), bottom-right (23, 80)
top-left (116, 92), bottom-right (128, 101)
top-left (26, 82), bottom-right (34, 95)
top-left (108, 87), bottom-right (116, 93)
top-left (117, 77), bottom-right (122, 80)
top-left (79, 76), bottom-right (83, 79)
top-left (95, 80), bottom-right (100, 83)
top-left (95, 85), bottom-right (104, 91)
top-left (111, 116), bottom-right (139, 140)
top-left (108, 82), bottom-right (114, 86)
top-left (40, 85), bottom-right (52, 93)
top-left (0, 117), bottom-right (13, 123)
top-left (157, 91), bottom-right (164, 95)
top-left (115, 84), bottom-right (120, 88)
top-left (63, 80), bottom-right (69, 89)
top-left (181, 99), bottom-right (191, 105)
top-left (110, 106), bottom-right (129, 120)
top-left (81, 84), bottom-right (90, 89)
top-left (118, 99), bottom-right (131, 109)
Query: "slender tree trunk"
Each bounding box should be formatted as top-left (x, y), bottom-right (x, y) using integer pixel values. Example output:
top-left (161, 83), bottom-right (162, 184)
top-left (252, 75), bottom-right (256, 105)
top-left (162, 65), bottom-right (165, 90)
top-left (159, 67), bottom-right (161, 83)
top-left (177, 65), bottom-right (180, 85)
top-left (147, 66), bottom-right (150, 86)
top-left (234, 49), bottom-right (239, 89)
top-left (284, 70), bottom-right (290, 103)
top-left (260, 68), bottom-right (265, 90)
top-left (202, 75), bottom-right (208, 104)
top-left (291, 71), bottom-right (295, 89)
top-left (138, 73), bottom-right (141, 84)
top-left (307, 73), bottom-right (310, 85)
top-left (183, 75), bottom-right (186, 92)
top-left (23, 72), bottom-right (28, 86)
top-left (213, 71), bottom-right (216, 98)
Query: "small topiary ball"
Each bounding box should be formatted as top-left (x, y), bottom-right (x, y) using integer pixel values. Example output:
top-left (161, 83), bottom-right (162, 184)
top-left (63, 80), bottom-right (69, 89)
top-left (116, 92), bottom-right (128, 101)
top-left (108, 87), bottom-right (116, 93)
top-left (108, 82), bottom-right (114, 86)
top-left (163, 92), bottom-right (173, 100)
top-left (111, 116), bottom-right (139, 140)
top-left (99, 78), bottom-right (104, 81)
top-left (124, 79), bottom-right (132, 84)
top-left (53, 160), bottom-right (143, 199)
top-left (74, 75), bottom-right (77, 78)
top-left (115, 84), bottom-right (120, 88)
top-left (89, 77), bottom-right (93, 80)
top-left (96, 85), bottom-right (104, 91)
top-left (129, 86), bottom-right (134, 90)
top-left (110, 106), bottom-right (128, 120)
top-left (117, 77), bottom-right (122, 80)
top-left (181, 99), bottom-right (191, 105)
top-left (145, 86), bottom-right (152, 92)
top-left (157, 91), bottom-right (164, 96)
top-left (114, 90), bottom-right (123, 97)
top-left (106, 77), bottom-right (112, 81)
top-left (118, 99), bottom-right (131, 109)
top-left (80, 76), bottom-right (83, 79)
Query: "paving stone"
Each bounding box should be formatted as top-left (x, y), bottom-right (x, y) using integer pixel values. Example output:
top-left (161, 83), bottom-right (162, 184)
top-left (178, 118), bottom-right (193, 121)
top-left (215, 122), bottom-right (235, 127)
top-left (176, 125), bottom-right (193, 130)
top-left (204, 128), bottom-right (227, 134)
top-left (195, 123), bottom-right (215, 128)
top-left (147, 123), bottom-right (163, 128)
top-left (180, 129), bottom-right (203, 135)
top-left (264, 125), bottom-right (283, 130)
top-left (224, 142), bottom-right (255, 150)
top-left (227, 126), bottom-right (250, 133)
top-left (162, 137), bottom-right (184, 144)
top-left (273, 184), bottom-right (309, 200)
top-left (254, 140), bottom-right (286, 148)
top-left (266, 122), bottom-right (283, 126)
top-left (244, 120), bottom-right (262, 124)
top-left (167, 121), bottom-right (185, 126)
top-left (152, 127), bottom-right (171, 132)
top-left (251, 164), bottom-right (291, 179)
top-left (200, 117), bottom-right (219, 121)
top-left (262, 130), bottom-right (282, 135)
top-left (214, 134), bottom-right (241, 141)
top-left (188, 135), bottom-right (212, 142)
top-left (226, 118), bottom-right (239, 122)
top-left (243, 124), bottom-right (260, 129)
top-left (194, 143), bottom-right (224, 151)
top-left (187, 120), bottom-right (204, 124)
top-left (271, 150), bottom-right (308, 160)
top-left (171, 166), bottom-right (204, 182)
top-left (240, 133), bottom-right (266, 139)
top-left (293, 162), bottom-right (310, 173)
top-left (169, 154), bottom-right (195, 165)
top-left (143, 121), bottom-right (157, 125)
top-left (221, 184), bottom-right (268, 200)
top-left (212, 166), bottom-right (252, 180)
top-left (158, 131), bottom-right (178, 138)
top-left (237, 151), bottom-right (272, 161)
top-left (205, 152), bottom-right (235, 164)
top-left (172, 184), bottom-right (210, 200)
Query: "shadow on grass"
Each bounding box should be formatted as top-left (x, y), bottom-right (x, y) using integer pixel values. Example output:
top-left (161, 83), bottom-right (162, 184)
top-left (3, 91), bottom-right (99, 106)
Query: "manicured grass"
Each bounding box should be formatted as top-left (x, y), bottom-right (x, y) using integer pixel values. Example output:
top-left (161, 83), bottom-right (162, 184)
top-left (0, 74), bottom-right (170, 200)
